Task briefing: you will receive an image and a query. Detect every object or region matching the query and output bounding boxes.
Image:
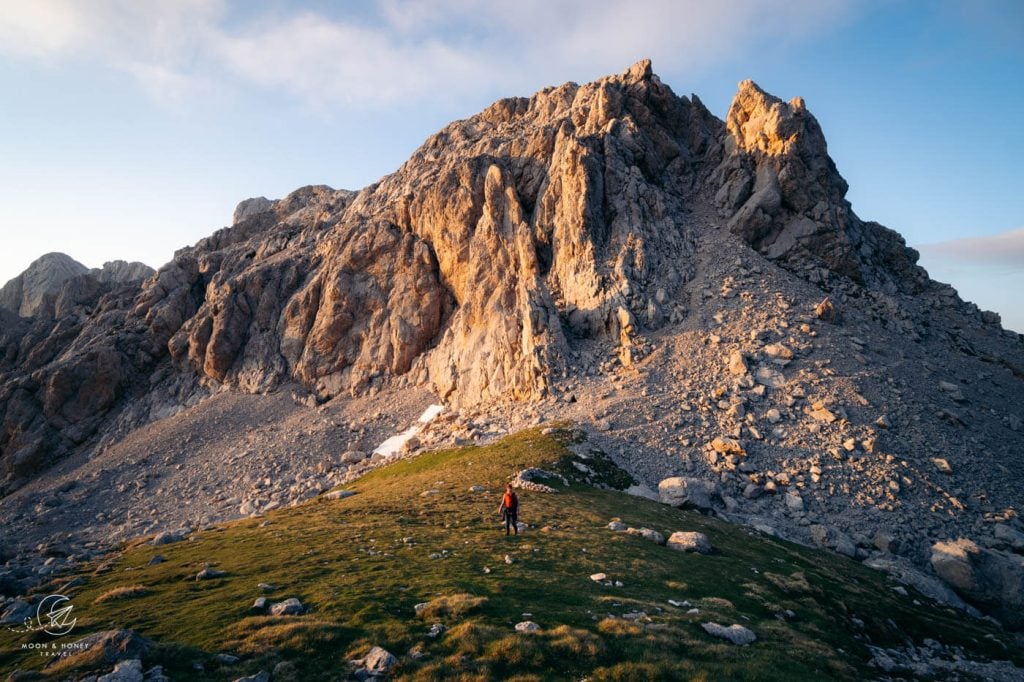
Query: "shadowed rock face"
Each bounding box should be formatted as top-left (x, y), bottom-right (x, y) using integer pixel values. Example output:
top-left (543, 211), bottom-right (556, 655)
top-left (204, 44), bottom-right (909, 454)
top-left (0, 60), bottom-right (991, 486)
top-left (0, 253), bottom-right (88, 317)
top-left (0, 253), bottom-right (154, 319)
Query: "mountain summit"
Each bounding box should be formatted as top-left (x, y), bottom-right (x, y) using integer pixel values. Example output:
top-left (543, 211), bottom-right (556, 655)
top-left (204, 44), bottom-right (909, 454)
top-left (1, 61), bottom-right (1022, 631)
top-left (0, 253), bottom-right (153, 318)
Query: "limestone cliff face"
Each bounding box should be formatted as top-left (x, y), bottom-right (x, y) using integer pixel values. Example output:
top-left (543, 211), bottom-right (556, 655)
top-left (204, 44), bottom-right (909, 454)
top-left (144, 59), bottom-right (721, 406)
top-left (0, 61), bottom-right (964, 485)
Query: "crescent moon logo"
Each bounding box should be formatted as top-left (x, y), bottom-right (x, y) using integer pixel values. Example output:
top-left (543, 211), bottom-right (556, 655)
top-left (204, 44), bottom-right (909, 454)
top-left (37, 594), bottom-right (77, 636)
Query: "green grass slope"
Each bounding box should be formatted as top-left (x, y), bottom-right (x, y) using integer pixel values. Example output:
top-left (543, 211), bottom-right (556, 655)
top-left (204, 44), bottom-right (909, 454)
top-left (2, 428), bottom-right (1020, 680)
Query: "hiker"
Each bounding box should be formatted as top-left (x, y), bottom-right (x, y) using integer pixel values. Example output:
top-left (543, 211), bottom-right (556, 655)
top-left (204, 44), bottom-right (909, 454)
top-left (497, 483), bottom-right (519, 536)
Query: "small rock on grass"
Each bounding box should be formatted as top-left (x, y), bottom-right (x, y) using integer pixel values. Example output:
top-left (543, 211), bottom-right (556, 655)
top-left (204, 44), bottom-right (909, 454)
top-left (196, 566), bottom-right (227, 580)
top-left (625, 527), bottom-right (665, 545)
top-left (269, 597), bottom-right (304, 616)
top-left (353, 646), bottom-right (398, 675)
top-left (149, 529), bottom-right (189, 546)
top-left (144, 665), bottom-right (170, 682)
top-left (701, 622), bottom-right (756, 645)
top-left (252, 597), bottom-right (267, 610)
top-left (515, 621), bottom-right (541, 633)
top-left (272, 661), bottom-right (298, 680)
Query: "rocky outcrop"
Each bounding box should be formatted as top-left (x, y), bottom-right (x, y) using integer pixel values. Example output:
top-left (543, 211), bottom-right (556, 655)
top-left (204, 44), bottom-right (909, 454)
top-left (930, 538), bottom-right (1024, 628)
top-left (92, 260), bottom-right (155, 284)
top-left (712, 81), bottom-right (926, 294)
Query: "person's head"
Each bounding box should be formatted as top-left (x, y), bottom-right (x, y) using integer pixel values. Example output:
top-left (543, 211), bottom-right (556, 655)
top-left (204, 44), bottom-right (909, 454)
top-left (506, 483), bottom-right (512, 492)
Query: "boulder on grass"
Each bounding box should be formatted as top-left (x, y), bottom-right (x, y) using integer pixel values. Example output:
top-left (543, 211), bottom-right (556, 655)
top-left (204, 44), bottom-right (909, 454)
top-left (667, 531), bottom-right (712, 554)
top-left (658, 477), bottom-right (715, 510)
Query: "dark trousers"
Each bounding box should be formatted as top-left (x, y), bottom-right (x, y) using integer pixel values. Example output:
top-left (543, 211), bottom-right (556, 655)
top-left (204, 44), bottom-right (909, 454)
top-left (503, 510), bottom-right (518, 535)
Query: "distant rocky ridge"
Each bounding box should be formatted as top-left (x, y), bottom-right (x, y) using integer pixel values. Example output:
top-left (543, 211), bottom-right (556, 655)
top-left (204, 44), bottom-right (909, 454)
top-left (1, 60), bottom-right (1022, 628)
top-left (0, 252), bottom-right (154, 318)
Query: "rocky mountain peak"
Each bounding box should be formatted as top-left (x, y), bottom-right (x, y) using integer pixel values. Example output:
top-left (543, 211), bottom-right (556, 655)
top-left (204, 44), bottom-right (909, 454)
top-left (623, 57), bottom-right (654, 83)
top-left (727, 79), bottom-right (815, 157)
top-left (0, 252), bottom-right (87, 317)
top-left (0, 62), bottom-right (1018, 499)
top-left (0, 253), bottom-right (154, 319)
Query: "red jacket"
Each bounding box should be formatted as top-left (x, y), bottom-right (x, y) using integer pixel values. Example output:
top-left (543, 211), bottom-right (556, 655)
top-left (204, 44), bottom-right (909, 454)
top-left (500, 491), bottom-right (519, 513)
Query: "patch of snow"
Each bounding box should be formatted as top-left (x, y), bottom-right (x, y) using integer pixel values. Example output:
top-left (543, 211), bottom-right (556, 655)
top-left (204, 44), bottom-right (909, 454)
top-left (625, 484), bottom-right (660, 500)
top-left (418, 404), bottom-right (445, 422)
top-left (373, 404), bottom-right (445, 458)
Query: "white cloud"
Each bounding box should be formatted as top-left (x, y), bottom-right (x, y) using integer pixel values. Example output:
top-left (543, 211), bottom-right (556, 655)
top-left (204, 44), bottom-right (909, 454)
top-left (918, 227), bottom-right (1024, 268)
top-left (0, 0), bottom-right (856, 108)
top-left (214, 12), bottom-right (489, 107)
top-left (0, 0), bottom-right (87, 58)
top-left (0, 0), bottom-right (224, 98)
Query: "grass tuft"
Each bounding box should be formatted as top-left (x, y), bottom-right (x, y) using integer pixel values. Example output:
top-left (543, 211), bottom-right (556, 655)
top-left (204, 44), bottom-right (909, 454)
top-left (226, 617), bottom-right (351, 656)
top-left (546, 624), bottom-right (604, 658)
top-left (93, 584), bottom-right (149, 603)
top-left (417, 593), bottom-right (488, 620)
top-left (596, 617), bottom-right (644, 638)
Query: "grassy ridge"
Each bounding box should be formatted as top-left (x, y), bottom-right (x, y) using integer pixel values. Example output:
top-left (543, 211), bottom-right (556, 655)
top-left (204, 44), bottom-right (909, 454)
top-left (2, 428), bottom-right (1019, 680)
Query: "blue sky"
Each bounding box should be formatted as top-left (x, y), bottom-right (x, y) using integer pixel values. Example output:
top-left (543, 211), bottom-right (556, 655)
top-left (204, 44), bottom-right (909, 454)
top-left (1, 0), bottom-right (1022, 330)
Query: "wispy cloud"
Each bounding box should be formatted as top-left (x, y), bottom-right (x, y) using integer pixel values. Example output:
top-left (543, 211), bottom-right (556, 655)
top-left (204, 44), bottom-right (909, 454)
top-left (214, 11), bottom-right (490, 107)
top-left (0, 0), bottom-right (855, 109)
top-left (0, 0), bottom-right (224, 102)
top-left (918, 227), bottom-right (1024, 268)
